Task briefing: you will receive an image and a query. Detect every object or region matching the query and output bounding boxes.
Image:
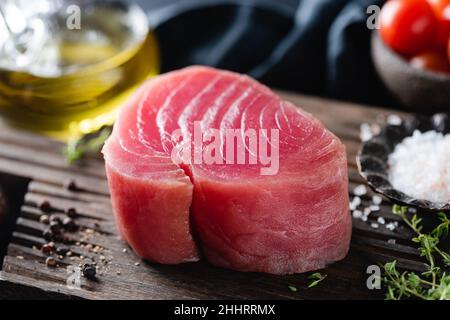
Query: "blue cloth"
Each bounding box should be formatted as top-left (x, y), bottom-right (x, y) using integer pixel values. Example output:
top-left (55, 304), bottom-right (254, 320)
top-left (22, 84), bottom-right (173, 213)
top-left (148, 0), bottom-right (395, 107)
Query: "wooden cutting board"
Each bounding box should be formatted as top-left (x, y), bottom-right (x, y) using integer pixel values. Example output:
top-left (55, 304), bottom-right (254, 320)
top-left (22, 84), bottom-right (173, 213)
top-left (0, 92), bottom-right (422, 300)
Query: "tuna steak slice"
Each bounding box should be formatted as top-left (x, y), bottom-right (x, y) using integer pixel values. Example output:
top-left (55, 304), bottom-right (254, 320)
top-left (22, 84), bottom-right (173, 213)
top-left (103, 66), bottom-right (351, 274)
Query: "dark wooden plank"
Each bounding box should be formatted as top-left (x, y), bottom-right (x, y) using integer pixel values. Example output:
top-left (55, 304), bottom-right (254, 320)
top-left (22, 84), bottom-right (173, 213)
top-left (0, 157), bottom-right (109, 195)
top-left (0, 93), bottom-right (425, 300)
top-left (28, 181), bottom-right (110, 204)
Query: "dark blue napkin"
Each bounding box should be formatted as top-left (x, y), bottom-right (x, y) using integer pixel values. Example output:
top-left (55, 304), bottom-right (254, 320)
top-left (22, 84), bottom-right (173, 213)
top-left (146, 0), bottom-right (395, 107)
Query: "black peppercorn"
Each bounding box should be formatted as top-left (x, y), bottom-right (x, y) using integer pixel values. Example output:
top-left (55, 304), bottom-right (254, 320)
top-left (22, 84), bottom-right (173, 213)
top-left (43, 228), bottom-right (54, 241)
top-left (49, 215), bottom-right (62, 224)
top-left (65, 207), bottom-right (78, 218)
top-left (49, 220), bottom-right (61, 233)
top-left (63, 217), bottom-right (78, 232)
top-left (81, 263), bottom-right (96, 279)
top-left (64, 179), bottom-right (78, 191)
top-left (39, 200), bottom-right (51, 212)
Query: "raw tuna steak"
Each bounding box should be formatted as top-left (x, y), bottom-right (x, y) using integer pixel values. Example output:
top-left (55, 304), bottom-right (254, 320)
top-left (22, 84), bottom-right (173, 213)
top-left (103, 66), bottom-right (351, 274)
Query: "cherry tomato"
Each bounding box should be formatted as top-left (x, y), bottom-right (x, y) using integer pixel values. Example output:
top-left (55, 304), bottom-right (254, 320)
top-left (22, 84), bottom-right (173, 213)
top-left (380, 0), bottom-right (438, 56)
top-left (427, 0), bottom-right (450, 48)
top-left (410, 50), bottom-right (450, 73)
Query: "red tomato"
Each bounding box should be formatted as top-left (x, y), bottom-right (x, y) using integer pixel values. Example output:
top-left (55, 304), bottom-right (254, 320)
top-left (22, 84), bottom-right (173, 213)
top-left (380, 0), bottom-right (438, 56)
top-left (410, 50), bottom-right (450, 73)
top-left (427, 0), bottom-right (450, 48)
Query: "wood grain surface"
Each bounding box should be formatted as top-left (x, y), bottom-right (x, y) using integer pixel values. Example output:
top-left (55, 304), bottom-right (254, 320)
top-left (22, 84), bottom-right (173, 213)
top-left (0, 92), bottom-right (426, 300)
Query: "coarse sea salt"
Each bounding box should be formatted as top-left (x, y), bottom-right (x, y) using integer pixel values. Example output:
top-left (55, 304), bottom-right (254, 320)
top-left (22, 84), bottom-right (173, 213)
top-left (386, 223), bottom-right (396, 231)
top-left (349, 196), bottom-right (361, 210)
top-left (353, 184), bottom-right (367, 196)
top-left (352, 210), bottom-right (362, 219)
top-left (372, 195), bottom-right (382, 205)
top-left (360, 123), bottom-right (373, 142)
top-left (388, 130), bottom-right (450, 204)
top-left (387, 114), bottom-right (402, 126)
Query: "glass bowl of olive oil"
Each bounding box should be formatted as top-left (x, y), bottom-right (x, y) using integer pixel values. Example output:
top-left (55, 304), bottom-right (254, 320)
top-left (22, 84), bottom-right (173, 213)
top-left (0, 0), bottom-right (159, 140)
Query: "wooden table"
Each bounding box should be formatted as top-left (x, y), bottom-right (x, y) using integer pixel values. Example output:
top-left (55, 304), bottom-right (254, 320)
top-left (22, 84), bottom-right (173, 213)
top-left (0, 92), bottom-right (424, 299)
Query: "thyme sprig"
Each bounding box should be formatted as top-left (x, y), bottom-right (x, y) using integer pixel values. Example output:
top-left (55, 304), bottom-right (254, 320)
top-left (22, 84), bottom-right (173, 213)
top-left (308, 272), bottom-right (327, 288)
top-left (64, 126), bottom-right (112, 164)
top-left (383, 205), bottom-right (450, 300)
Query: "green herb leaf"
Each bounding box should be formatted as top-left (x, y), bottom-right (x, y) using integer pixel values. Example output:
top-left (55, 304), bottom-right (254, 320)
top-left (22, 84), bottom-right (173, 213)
top-left (288, 285), bottom-right (298, 292)
top-left (64, 126), bottom-right (112, 164)
top-left (383, 206), bottom-right (450, 300)
top-left (307, 272), bottom-right (327, 288)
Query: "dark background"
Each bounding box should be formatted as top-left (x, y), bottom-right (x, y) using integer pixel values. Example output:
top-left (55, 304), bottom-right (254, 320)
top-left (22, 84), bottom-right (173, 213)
top-left (125, 0), bottom-right (393, 108)
top-left (135, 0), bottom-right (300, 12)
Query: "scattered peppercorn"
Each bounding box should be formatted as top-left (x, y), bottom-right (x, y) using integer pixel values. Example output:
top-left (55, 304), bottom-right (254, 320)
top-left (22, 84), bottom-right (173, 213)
top-left (39, 214), bottom-right (50, 225)
top-left (41, 243), bottom-right (54, 254)
top-left (45, 257), bottom-right (57, 267)
top-left (81, 263), bottom-right (96, 279)
top-left (64, 179), bottom-right (78, 191)
top-left (62, 217), bottom-right (78, 232)
top-left (43, 228), bottom-right (54, 241)
top-left (49, 220), bottom-right (61, 233)
top-left (65, 207), bottom-right (78, 218)
top-left (39, 200), bottom-right (51, 212)
top-left (49, 215), bottom-right (62, 224)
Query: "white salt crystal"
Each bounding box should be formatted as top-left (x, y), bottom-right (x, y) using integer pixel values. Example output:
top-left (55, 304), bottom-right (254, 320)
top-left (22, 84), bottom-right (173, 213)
top-left (371, 223), bottom-right (379, 229)
top-left (352, 210), bottom-right (362, 219)
top-left (387, 114), bottom-right (402, 126)
top-left (364, 207), bottom-right (372, 216)
top-left (349, 196), bottom-right (361, 210)
top-left (386, 222), bottom-right (396, 231)
top-left (372, 195), bottom-right (382, 205)
top-left (370, 205), bottom-right (380, 212)
top-left (388, 130), bottom-right (450, 204)
top-left (361, 216), bottom-right (368, 222)
top-left (353, 184), bottom-right (367, 196)
top-left (360, 123), bottom-right (373, 142)
top-left (387, 238), bottom-right (396, 244)
top-left (377, 217), bottom-right (385, 225)
top-left (352, 196), bottom-right (361, 206)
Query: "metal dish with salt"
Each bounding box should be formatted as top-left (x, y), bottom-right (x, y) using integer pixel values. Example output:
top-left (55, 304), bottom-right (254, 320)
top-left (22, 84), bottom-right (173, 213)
top-left (357, 113), bottom-right (450, 211)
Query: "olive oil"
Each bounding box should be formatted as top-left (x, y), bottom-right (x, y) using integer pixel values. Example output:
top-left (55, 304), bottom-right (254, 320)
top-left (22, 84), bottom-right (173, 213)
top-left (0, 2), bottom-right (159, 140)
